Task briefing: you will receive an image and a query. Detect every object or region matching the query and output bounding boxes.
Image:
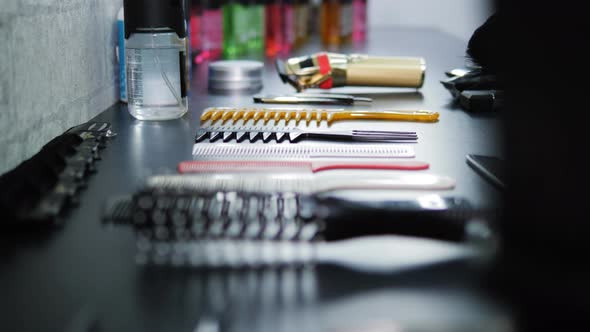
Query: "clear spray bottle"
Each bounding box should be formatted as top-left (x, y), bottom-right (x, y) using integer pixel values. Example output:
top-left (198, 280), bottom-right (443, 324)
top-left (124, 0), bottom-right (188, 120)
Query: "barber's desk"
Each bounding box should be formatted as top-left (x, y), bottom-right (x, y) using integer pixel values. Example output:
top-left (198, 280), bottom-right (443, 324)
top-left (0, 27), bottom-right (508, 332)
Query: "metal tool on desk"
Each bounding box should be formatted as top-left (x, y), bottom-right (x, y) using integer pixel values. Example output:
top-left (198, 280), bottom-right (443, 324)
top-left (194, 127), bottom-right (418, 143)
top-left (178, 160), bottom-right (430, 174)
top-left (200, 107), bottom-right (439, 126)
top-left (253, 93), bottom-right (372, 105)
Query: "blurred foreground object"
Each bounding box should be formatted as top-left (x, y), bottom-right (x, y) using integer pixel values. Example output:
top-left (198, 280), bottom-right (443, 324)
top-left (276, 52), bottom-right (425, 91)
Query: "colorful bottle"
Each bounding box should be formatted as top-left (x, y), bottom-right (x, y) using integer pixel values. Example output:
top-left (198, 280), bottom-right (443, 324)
top-left (282, 0), bottom-right (296, 54)
top-left (196, 0), bottom-right (223, 63)
top-left (265, 0), bottom-right (284, 56)
top-left (223, 0), bottom-right (250, 58)
top-left (294, 0), bottom-right (311, 48)
top-left (117, 6), bottom-right (127, 103)
top-left (339, 0), bottom-right (353, 44)
top-left (352, 0), bottom-right (367, 42)
top-left (189, 0), bottom-right (201, 56)
top-left (319, 0), bottom-right (340, 45)
top-left (247, 0), bottom-right (266, 52)
top-left (124, 0), bottom-right (188, 120)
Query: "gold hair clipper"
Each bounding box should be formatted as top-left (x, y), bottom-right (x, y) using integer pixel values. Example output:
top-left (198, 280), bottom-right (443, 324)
top-left (276, 52), bottom-right (426, 91)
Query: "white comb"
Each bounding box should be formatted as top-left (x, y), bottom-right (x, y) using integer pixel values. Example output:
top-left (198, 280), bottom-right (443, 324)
top-left (192, 144), bottom-right (416, 159)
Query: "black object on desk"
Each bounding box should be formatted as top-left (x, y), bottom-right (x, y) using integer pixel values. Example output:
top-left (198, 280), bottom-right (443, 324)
top-left (103, 187), bottom-right (490, 271)
top-left (0, 121), bottom-right (116, 228)
top-left (466, 154), bottom-right (506, 190)
top-left (441, 70), bottom-right (504, 112)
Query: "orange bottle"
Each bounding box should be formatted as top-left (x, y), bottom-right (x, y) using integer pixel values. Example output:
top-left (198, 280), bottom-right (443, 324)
top-left (320, 0), bottom-right (341, 45)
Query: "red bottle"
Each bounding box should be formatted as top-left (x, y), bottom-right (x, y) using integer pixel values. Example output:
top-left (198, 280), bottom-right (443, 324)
top-left (265, 0), bottom-right (284, 56)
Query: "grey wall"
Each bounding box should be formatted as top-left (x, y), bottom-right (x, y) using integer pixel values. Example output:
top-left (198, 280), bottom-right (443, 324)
top-left (0, 0), bottom-right (122, 174)
top-left (369, 0), bottom-right (493, 42)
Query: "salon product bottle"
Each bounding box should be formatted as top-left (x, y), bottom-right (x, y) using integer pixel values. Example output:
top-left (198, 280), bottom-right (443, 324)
top-left (265, 0), bottom-right (284, 56)
top-left (247, 0), bottom-right (265, 52)
top-left (195, 0), bottom-right (223, 63)
top-left (319, 0), bottom-right (340, 45)
top-left (223, 0), bottom-right (249, 58)
top-left (189, 0), bottom-right (201, 57)
top-left (124, 0), bottom-right (188, 120)
top-left (339, 0), bottom-right (353, 43)
top-left (352, 0), bottom-right (367, 42)
top-left (282, 0), bottom-right (296, 54)
top-left (294, 0), bottom-right (310, 48)
top-left (117, 6), bottom-right (127, 102)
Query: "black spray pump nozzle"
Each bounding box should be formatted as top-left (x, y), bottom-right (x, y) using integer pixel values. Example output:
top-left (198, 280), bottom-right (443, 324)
top-left (123, 0), bottom-right (187, 39)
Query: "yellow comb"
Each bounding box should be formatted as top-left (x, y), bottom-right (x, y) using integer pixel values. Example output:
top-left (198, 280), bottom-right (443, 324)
top-left (200, 107), bottom-right (439, 125)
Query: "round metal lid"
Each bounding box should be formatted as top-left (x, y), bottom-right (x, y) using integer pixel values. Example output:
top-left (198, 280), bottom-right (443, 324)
top-left (208, 60), bottom-right (264, 82)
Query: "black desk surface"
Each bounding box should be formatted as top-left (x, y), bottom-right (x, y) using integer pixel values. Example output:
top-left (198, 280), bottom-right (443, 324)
top-left (0, 27), bottom-right (509, 331)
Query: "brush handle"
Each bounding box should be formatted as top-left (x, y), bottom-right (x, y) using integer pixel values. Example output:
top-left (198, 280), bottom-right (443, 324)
top-left (309, 161), bottom-right (429, 172)
top-left (313, 174), bottom-right (456, 192)
top-left (331, 110), bottom-right (439, 123)
top-left (177, 160), bottom-right (430, 174)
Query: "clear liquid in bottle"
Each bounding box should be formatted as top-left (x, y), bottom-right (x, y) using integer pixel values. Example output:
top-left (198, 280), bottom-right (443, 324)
top-left (126, 32), bottom-right (188, 120)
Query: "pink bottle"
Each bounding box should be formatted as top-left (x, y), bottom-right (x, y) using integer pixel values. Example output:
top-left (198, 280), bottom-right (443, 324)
top-left (352, 0), bottom-right (367, 42)
top-left (195, 0), bottom-right (223, 63)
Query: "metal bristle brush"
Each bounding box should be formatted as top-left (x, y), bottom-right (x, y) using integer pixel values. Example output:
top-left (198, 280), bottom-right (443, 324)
top-left (103, 189), bottom-right (486, 272)
top-left (200, 107), bottom-right (439, 126)
top-left (195, 128), bottom-right (418, 143)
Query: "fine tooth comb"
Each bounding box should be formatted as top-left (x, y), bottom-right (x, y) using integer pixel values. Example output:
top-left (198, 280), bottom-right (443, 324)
top-left (200, 107), bottom-right (439, 126)
top-left (194, 128), bottom-right (418, 143)
top-left (192, 144), bottom-right (416, 159)
top-left (177, 160), bottom-right (430, 174)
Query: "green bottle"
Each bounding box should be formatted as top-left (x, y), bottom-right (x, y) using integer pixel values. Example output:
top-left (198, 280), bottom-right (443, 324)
top-left (247, 0), bottom-right (265, 52)
top-left (223, 0), bottom-right (249, 58)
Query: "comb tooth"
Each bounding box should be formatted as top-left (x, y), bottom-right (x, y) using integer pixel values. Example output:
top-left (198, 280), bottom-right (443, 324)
top-left (284, 111), bottom-right (294, 123)
top-left (209, 131), bottom-right (222, 142)
top-left (200, 110), bottom-right (213, 122)
top-left (316, 111), bottom-right (322, 125)
top-left (326, 112), bottom-right (335, 125)
top-left (274, 111), bottom-right (284, 124)
top-left (306, 111), bottom-right (314, 125)
top-left (221, 111), bottom-right (234, 124)
top-left (242, 110), bottom-right (254, 123)
top-left (320, 111), bottom-right (328, 125)
top-left (232, 110), bottom-right (244, 123)
top-left (295, 111), bottom-right (303, 125)
top-left (253, 110), bottom-right (264, 123)
top-left (235, 131), bottom-right (248, 142)
top-left (263, 111), bottom-right (274, 124)
top-left (249, 131), bottom-right (261, 142)
top-left (195, 129), bottom-right (209, 142)
top-left (262, 132), bottom-right (275, 143)
top-left (222, 131), bottom-right (236, 142)
top-left (275, 132), bottom-right (287, 142)
top-left (288, 132), bottom-right (303, 143)
top-left (210, 111), bottom-right (223, 124)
